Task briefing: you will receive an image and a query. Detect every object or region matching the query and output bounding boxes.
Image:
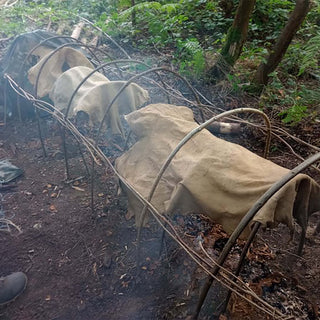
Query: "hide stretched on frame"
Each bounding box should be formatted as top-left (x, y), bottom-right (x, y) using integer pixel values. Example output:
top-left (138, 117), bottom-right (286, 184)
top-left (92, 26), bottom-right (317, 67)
top-left (115, 103), bottom-right (320, 237)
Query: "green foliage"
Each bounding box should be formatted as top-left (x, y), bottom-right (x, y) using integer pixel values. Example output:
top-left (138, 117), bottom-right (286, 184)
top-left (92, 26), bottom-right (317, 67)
top-left (226, 74), bottom-right (242, 92)
top-left (260, 72), bottom-right (318, 125)
top-left (249, 0), bottom-right (295, 46)
top-left (279, 104), bottom-right (308, 125)
top-left (298, 31), bottom-right (320, 75)
top-left (97, 0), bottom-right (217, 78)
top-left (0, 1), bottom-right (73, 36)
top-left (103, 0), bottom-right (232, 48)
top-left (175, 38), bottom-right (206, 78)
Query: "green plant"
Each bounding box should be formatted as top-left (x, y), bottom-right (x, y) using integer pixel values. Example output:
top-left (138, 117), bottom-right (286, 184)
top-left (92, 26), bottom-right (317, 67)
top-left (0, 1), bottom-right (74, 37)
top-left (298, 31), bottom-right (320, 75)
top-left (279, 103), bottom-right (308, 124)
top-left (175, 38), bottom-right (206, 78)
top-left (101, 0), bottom-right (233, 49)
top-left (260, 72), bottom-right (316, 125)
top-left (226, 73), bottom-right (242, 92)
top-left (249, 0), bottom-right (295, 46)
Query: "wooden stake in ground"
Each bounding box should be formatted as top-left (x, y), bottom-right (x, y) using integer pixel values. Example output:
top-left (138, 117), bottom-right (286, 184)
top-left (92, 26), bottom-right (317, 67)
top-left (71, 22), bottom-right (85, 40)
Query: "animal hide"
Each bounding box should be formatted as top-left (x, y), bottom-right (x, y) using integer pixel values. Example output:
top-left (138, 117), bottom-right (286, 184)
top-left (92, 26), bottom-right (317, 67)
top-left (49, 66), bottom-right (110, 116)
top-left (115, 103), bottom-right (320, 237)
top-left (28, 47), bottom-right (93, 97)
top-left (50, 66), bottom-right (149, 135)
top-left (0, 30), bottom-right (76, 82)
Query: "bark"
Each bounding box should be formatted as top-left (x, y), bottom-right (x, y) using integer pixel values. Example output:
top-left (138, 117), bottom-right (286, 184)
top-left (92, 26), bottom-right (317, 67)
top-left (218, 0), bottom-right (234, 19)
top-left (220, 0), bottom-right (256, 66)
top-left (131, 0), bottom-right (136, 27)
top-left (208, 122), bottom-right (241, 135)
top-left (207, 0), bottom-right (256, 82)
top-left (255, 0), bottom-right (312, 87)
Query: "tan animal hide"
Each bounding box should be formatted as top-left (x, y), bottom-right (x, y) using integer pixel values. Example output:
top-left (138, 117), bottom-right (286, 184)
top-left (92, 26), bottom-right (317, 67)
top-left (115, 103), bottom-right (320, 237)
top-left (49, 66), bottom-right (110, 115)
top-left (50, 66), bottom-right (149, 135)
top-left (28, 47), bottom-right (93, 97)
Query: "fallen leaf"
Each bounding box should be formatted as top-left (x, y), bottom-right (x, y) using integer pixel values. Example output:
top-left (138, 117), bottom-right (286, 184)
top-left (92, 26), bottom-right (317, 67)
top-left (49, 204), bottom-right (57, 212)
top-left (106, 230), bottom-right (113, 236)
top-left (9, 143), bottom-right (17, 155)
top-left (33, 223), bottom-right (42, 230)
top-left (72, 186), bottom-right (85, 192)
top-left (103, 252), bottom-right (112, 268)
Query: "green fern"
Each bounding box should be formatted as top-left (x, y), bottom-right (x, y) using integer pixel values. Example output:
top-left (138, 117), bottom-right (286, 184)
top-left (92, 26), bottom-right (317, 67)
top-left (177, 39), bottom-right (205, 77)
top-left (120, 2), bottom-right (180, 19)
top-left (299, 31), bottom-right (320, 75)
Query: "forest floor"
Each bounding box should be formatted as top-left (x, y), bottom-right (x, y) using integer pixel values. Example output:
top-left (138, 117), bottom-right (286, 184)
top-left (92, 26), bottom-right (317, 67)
top-left (0, 38), bottom-right (320, 320)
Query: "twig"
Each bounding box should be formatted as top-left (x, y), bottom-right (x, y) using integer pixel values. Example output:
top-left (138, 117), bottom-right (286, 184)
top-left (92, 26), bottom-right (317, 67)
top-left (0, 218), bottom-right (21, 233)
top-left (70, 13), bottom-right (131, 59)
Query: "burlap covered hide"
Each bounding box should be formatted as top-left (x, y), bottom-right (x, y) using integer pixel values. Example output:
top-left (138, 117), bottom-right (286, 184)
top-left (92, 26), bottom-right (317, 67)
top-left (49, 66), bottom-right (110, 114)
top-left (115, 104), bottom-right (320, 237)
top-left (0, 30), bottom-right (76, 82)
top-left (49, 66), bottom-right (150, 135)
top-left (0, 31), bottom-right (86, 118)
top-left (28, 47), bottom-right (93, 97)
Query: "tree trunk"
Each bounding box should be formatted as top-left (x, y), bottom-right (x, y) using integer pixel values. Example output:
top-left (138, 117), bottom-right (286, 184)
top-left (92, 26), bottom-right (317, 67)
top-left (131, 0), bottom-right (136, 27)
top-left (255, 0), bottom-right (312, 87)
top-left (207, 0), bottom-right (256, 82)
top-left (218, 0), bottom-right (234, 19)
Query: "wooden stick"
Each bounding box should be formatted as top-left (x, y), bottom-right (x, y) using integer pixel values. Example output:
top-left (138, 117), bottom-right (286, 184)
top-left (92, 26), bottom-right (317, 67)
top-left (71, 22), bottom-right (85, 40)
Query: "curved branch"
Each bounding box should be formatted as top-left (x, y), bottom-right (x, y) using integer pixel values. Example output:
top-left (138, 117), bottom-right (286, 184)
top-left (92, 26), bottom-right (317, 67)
top-left (136, 108), bottom-right (271, 253)
top-left (95, 67), bottom-right (203, 143)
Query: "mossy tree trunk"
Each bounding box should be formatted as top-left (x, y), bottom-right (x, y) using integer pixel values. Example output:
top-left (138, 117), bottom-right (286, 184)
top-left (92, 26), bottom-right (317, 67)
top-left (207, 0), bottom-right (256, 82)
top-left (218, 0), bottom-right (234, 19)
top-left (254, 0), bottom-right (312, 88)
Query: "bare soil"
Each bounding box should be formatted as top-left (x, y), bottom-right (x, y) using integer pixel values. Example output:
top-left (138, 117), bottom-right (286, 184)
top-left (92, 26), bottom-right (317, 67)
top-left (0, 119), bottom-right (189, 320)
top-left (0, 111), bottom-right (319, 320)
top-left (0, 38), bottom-right (320, 320)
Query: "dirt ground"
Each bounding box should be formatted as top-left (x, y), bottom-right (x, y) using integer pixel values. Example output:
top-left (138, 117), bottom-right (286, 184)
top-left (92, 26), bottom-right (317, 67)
top-left (0, 119), bottom-right (190, 320)
top-left (0, 35), bottom-right (320, 319)
top-left (0, 110), bottom-right (319, 320)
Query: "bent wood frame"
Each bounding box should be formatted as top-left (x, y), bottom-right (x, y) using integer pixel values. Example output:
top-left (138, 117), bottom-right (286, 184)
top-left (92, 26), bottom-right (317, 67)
top-left (193, 152), bottom-right (320, 318)
top-left (6, 73), bottom-right (319, 317)
top-left (4, 38), bottom-right (319, 317)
